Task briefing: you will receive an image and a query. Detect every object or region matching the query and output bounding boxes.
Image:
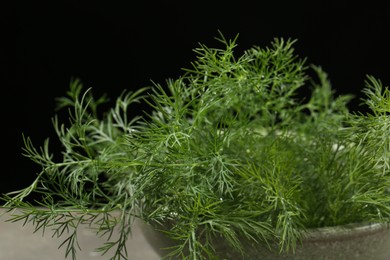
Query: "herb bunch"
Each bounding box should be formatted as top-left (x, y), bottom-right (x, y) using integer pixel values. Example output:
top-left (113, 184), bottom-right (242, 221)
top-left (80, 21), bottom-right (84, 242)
top-left (2, 32), bottom-right (390, 259)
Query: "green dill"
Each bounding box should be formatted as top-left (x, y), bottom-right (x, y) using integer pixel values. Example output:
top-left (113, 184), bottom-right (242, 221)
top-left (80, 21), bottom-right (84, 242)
top-left (2, 32), bottom-right (390, 259)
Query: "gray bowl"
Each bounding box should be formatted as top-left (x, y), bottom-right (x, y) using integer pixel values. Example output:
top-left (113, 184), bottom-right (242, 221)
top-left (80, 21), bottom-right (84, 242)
top-left (140, 221), bottom-right (390, 259)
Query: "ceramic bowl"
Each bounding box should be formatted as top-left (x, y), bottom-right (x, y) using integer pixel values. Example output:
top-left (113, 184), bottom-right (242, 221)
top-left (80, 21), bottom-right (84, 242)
top-left (139, 221), bottom-right (390, 259)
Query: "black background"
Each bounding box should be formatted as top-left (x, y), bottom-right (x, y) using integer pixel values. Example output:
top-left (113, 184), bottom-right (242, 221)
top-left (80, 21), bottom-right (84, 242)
top-left (2, 1), bottom-right (390, 199)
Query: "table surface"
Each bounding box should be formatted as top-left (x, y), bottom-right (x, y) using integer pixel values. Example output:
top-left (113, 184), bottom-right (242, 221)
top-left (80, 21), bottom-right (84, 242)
top-left (0, 209), bottom-right (160, 260)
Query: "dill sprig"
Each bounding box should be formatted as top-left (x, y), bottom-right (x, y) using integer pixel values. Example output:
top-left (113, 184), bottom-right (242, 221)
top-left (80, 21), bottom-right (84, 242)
top-left (2, 32), bottom-right (390, 259)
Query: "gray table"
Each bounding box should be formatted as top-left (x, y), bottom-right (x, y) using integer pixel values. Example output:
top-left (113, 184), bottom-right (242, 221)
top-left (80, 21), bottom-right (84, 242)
top-left (0, 209), bottom-right (160, 260)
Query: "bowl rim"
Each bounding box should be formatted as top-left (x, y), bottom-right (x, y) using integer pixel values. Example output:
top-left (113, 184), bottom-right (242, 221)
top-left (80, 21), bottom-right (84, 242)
top-left (302, 222), bottom-right (390, 242)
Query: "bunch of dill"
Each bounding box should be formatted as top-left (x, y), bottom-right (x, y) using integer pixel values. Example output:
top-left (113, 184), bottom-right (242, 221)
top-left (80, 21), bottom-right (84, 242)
top-left (2, 32), bottom-right (390, 259)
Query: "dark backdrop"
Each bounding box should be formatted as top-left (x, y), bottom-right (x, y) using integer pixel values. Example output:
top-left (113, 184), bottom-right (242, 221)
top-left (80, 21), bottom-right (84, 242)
top-left (2, 1), bottom-right (390, 200)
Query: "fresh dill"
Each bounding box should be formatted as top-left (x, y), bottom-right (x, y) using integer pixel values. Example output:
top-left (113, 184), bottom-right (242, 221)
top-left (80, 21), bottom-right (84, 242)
top-left (2, 32), bottom-right (390, 259)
